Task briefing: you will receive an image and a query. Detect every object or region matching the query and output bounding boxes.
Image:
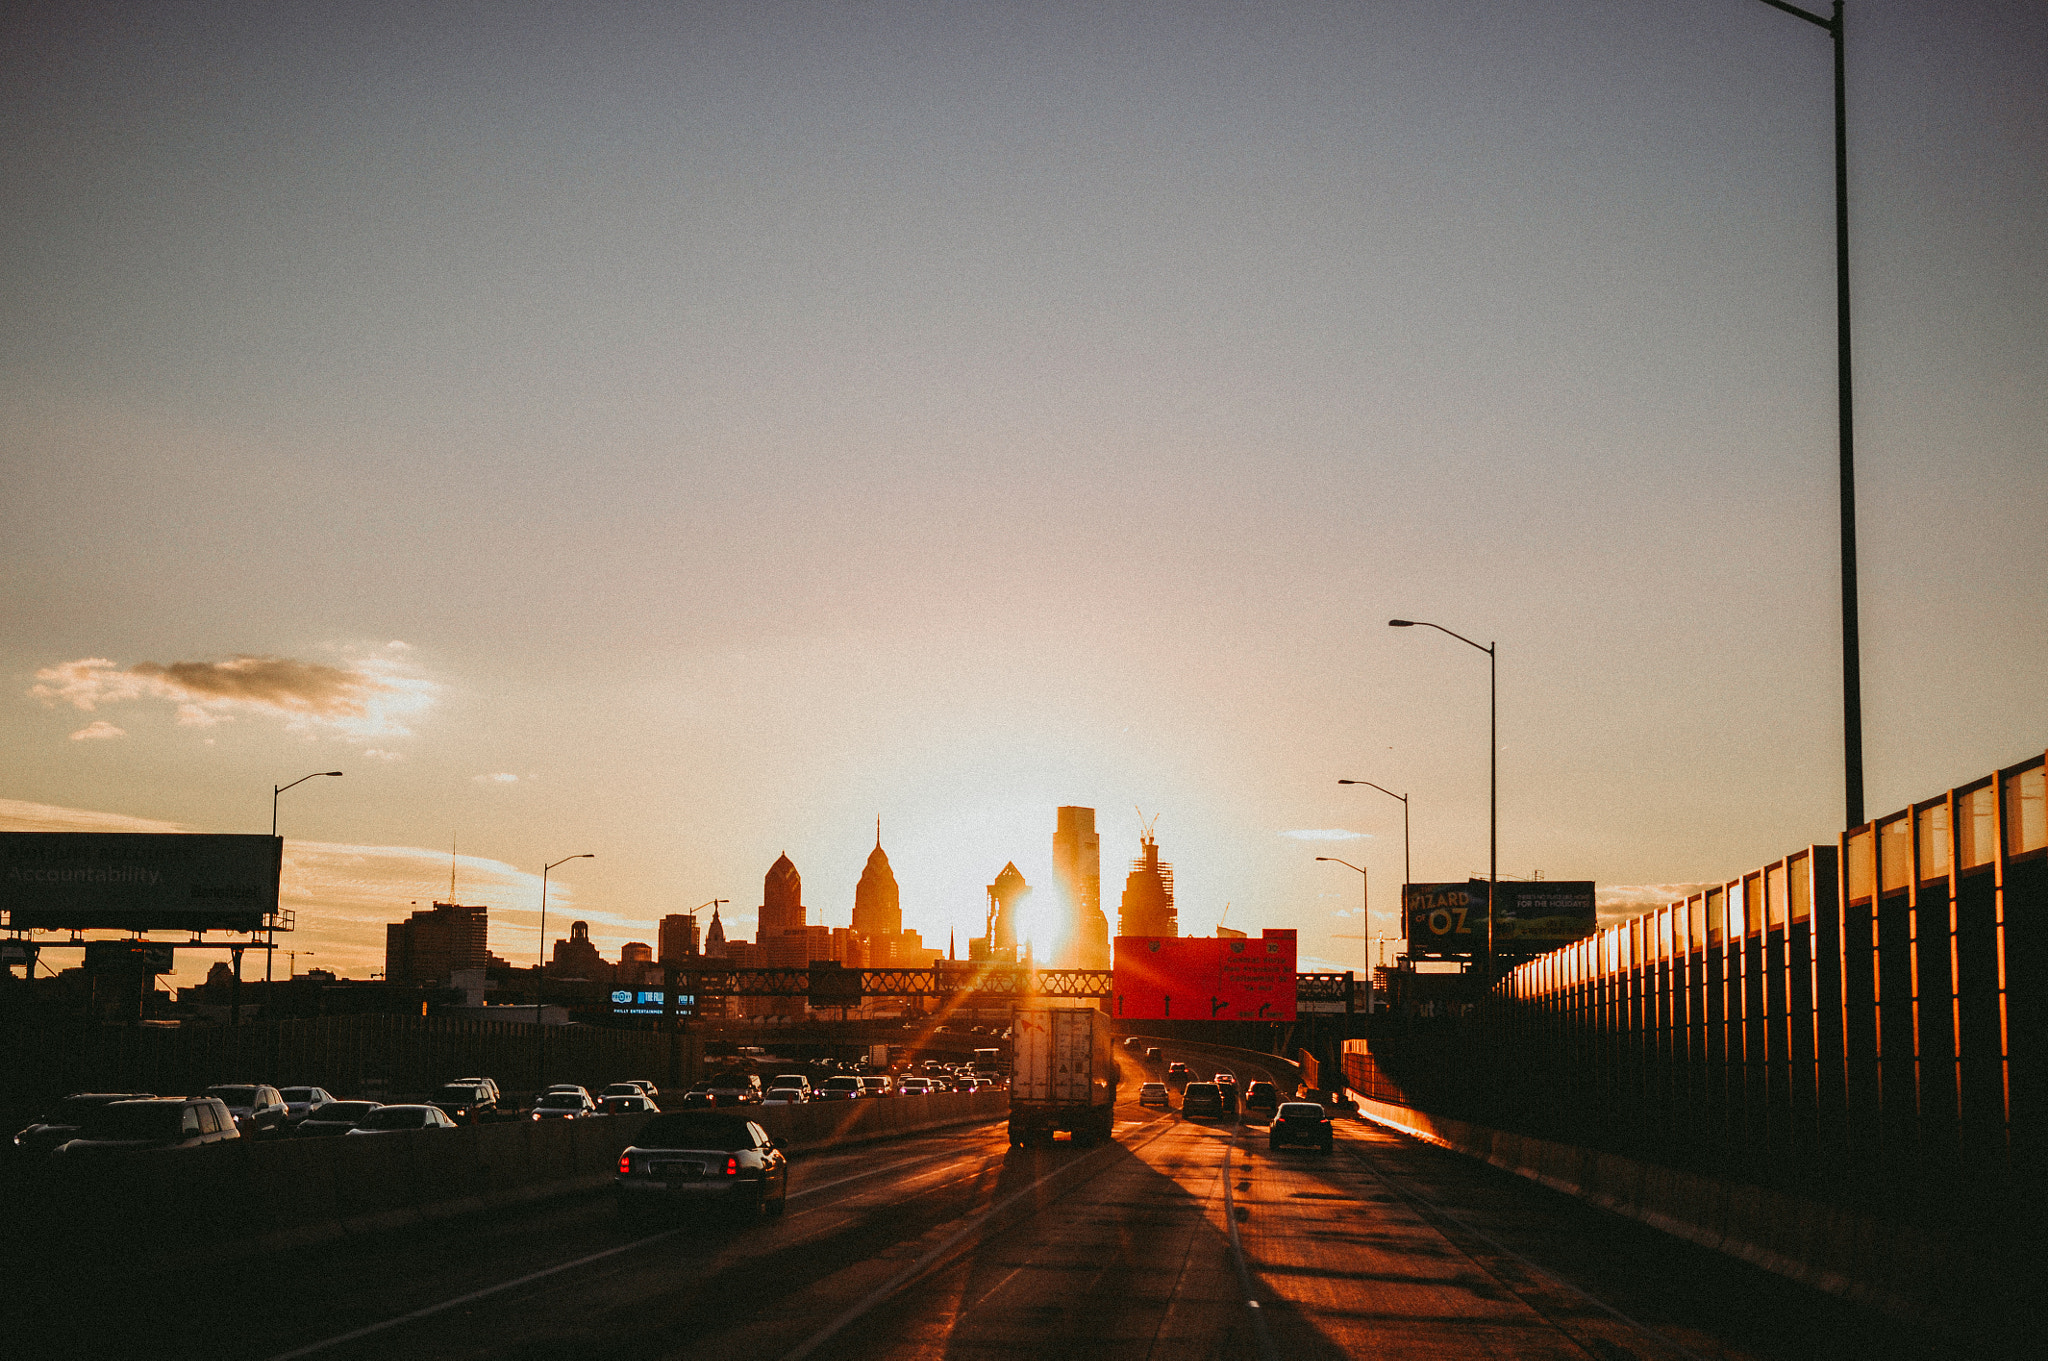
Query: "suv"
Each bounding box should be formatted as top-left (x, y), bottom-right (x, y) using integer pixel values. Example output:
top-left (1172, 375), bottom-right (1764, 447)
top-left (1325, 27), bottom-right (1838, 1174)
top-left (858, 1075), bottom-right (894, 1098)
top-left (456, 1077), bottom-right (503, 1105)
top-left (816, 1075), bottom-right (864, 1101)
top-left (706, 1074), bottom-right (762, 1106)
top-left (1137, 1082), bottom-right (1170, 1108)
top-left (54, 1097), bottom-right (239, 1154)
top-left (430, 1081), bottom-right (496, 1124)
top-left (1242, 1081), bottom-right (1279, 1118)
top-left (203, 1084), bottom-right (289, 1139)
top-left (1165, 1062), bottom-right (1192, 1085)
top-left (769, 1074), bottom-right (812, 1098)
top-left (14, 1092), bottom-right (156, 1155)
top-left (1269, 1102), bottom-right (1334, 1152)
top-left (1180, 1083), bottom-right (1224, 1120)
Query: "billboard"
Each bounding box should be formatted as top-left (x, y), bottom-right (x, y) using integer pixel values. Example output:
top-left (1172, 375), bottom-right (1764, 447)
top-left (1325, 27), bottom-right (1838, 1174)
top-left (1112, 930), bottom-right (1296, 1021)
top-left (0, 833), bottom-right (281, 932)
top-left (1404, 881), bottom-right (1486, 956)
top-left (1493, 881), bottom-right (1597, 950)
top-left (608, 988), bottom-right (697, 1017)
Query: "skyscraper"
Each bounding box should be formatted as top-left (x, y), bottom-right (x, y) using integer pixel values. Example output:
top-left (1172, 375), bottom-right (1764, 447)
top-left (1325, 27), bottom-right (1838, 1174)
top-left (1119, 830), bottom-right (1176, 938)
top-left (760, 853), bottom-right (804, 939)
top-left (985, 862), bottom-right (1028, 959)
top-left (852, 827), bottom-right (902, 938)
top-left (384, 901), bottom-right (491, 985)
top-left (658, 913), bottom-right (699, 962)
top-left (1054, 806), bottom-right (1109, 970)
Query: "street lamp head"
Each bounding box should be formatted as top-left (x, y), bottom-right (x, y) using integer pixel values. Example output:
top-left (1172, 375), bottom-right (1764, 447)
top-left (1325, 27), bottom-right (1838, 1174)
top-left (323, 771), bottom-right (343, 777)
top-left (1388, 619), bottom-right (1415, 627)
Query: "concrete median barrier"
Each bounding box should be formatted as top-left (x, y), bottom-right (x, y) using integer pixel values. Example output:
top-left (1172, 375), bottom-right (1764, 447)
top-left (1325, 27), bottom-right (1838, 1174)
top-left (1, 1090), bottom-right (1010, 1274)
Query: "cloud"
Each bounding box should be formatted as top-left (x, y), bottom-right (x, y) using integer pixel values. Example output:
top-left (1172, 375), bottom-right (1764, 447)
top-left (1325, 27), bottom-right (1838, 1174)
top-left (1596, 883), bottom-right (1724, 922)
top-left (1281, 829), bottom-right (1370, 841)
top-left (30, 649), bottom-right (435, 738)
top-left (68, 720), bottom-right (126, 741)
top-left (472, 772), bottom-right (519, 784)
top-left (0, 798), bottom-right (185, 832)
top-left (361, 749), bottom-right (404, 761)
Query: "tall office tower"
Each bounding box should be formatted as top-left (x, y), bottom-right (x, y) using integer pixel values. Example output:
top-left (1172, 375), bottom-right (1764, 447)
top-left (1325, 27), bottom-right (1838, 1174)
top-left (658, 913), bottom-right (700, 962)
top-left (1053, 806), bottom-right (1110, 970)
top-left (384, 901), bottom-right (491, 985)
top-left (760, 853), bottom-right (804, 940)
top-left (852, 827), bottom-right (902, 938)
top-left (985, 862), bottom-right (1029, 959)
top-left (1118, 830), bottom-right (1177, 938)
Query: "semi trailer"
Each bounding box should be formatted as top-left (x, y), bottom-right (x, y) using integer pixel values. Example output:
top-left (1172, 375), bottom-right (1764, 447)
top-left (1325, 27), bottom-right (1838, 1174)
top-left (1007, 1004), bottom-right (1117, 1146)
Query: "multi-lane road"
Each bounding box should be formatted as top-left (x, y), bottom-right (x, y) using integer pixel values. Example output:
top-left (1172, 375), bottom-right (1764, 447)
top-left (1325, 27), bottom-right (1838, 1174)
top-left (33, 1045), bottom-right (1955, 1360)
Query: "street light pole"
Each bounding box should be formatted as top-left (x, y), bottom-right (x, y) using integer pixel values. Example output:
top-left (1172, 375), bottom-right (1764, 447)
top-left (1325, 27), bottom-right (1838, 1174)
top-left (1337, 780), bottom-right (1409, 890)
top-left (1390, 619), bottom-right (1495, 973)
top-left (1314, 857), bottom-right (1369, 982)
top-left (1753, 0), bottom-right (1862, 828)
top-left (536, 853), bottom-right (594, 1091)
top-left (266, 771), bottom-right (342, 1015)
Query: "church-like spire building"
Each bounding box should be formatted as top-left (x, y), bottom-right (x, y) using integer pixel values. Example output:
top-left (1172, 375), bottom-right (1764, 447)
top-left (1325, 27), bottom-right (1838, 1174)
top-left (853, 823), bottom-right (902, 938)
top-left (760, 852), bottom-right (803, 939)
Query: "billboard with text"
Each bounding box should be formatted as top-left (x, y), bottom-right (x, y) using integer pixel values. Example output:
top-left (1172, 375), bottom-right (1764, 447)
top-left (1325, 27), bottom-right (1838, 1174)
top-left (1493, 881), bottom-right (1597, 950)
top-left (1113, 930), bottom-right (1296, 1021)
top-left (1404, 881), bottom-right (1486, 957)
top-left (1, 833), bottom-right (281, 932)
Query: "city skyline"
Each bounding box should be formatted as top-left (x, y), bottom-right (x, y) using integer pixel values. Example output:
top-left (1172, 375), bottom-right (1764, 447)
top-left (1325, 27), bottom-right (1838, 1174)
top-left (5, 3), bottom-right (2042, 985)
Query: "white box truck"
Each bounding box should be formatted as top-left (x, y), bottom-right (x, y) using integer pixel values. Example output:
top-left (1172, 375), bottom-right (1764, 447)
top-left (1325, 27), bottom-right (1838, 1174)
top-left (1007, 1005), bottom-right (1117, 1146)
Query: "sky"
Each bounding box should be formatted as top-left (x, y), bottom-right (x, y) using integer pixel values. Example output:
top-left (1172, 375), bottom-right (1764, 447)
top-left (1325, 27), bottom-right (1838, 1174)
top-left (4, 1), bottom-right (2043, 984)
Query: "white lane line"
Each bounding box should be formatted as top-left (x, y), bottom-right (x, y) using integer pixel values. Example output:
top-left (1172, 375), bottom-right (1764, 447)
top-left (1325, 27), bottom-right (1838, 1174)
top-left (262, 1130), bottom-right (1003, 1361)
top-left (779, 1120), bottom-right (1179, 1361)
top-left (264, 1229), bottom-right (688, 1361)
top-left (1220, 1118), bottom-right (1280, 1361)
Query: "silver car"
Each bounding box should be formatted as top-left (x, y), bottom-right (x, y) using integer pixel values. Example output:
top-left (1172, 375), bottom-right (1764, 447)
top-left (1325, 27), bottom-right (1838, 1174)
top-left (615, 1112), bottom-right (790, 1220)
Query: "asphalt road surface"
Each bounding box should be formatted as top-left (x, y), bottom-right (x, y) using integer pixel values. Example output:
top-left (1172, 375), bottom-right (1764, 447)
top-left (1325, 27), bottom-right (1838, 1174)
top-left (30, 1046), bottom-right (1962, 1360)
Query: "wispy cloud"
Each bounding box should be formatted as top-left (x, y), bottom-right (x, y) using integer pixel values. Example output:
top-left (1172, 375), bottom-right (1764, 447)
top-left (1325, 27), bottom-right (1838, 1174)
top-left (29, 644), bottom-right (434, 738)
top-left (1281, 829), bottom-right (1370, 841)
top-left (472, 772), bottom-right (519, 784)
top-left (0, 798), bottom-right (184, 833)
top-left (68, 720), bottom-right (126, 741)
top-left (1597, 883), bottom-right (1724, 921)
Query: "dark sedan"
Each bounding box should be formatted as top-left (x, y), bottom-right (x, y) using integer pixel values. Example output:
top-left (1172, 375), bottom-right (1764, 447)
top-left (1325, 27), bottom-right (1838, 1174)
top-left (1268, 1102), bottom-right (1334, 1152)
top-left (615, 1112), bottom-right (789, 1220)
top-left (295, 1100), bottom-right (383, 1136)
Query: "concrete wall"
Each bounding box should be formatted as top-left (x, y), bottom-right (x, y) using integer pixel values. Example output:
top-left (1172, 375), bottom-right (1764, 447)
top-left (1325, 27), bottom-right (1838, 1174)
top-left (1350, 1094), bottom-right (1980, 1335)
top-left (6, 1090), bottom-right (1009, 1273)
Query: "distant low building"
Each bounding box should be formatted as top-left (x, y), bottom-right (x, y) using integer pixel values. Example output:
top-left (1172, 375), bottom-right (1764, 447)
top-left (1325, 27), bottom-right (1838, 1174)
top-left (386, 901), bottom-right (492, 986)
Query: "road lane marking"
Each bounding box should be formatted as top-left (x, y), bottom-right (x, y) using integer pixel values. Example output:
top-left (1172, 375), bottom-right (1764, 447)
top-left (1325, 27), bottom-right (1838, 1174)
top-left (779, 1119), bottom-right (1180, 1361)
top-left (1220, 1118), bottom-right (1280, 1361)
top-left (262, 1130), bottom-right (1005, 1361)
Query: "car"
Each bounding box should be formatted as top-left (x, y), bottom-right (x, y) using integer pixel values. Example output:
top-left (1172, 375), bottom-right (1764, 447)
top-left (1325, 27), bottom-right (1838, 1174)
top-left (616, 1112), bottom-right (790, 1220)
top-left (1180, 1083), bottom-right (1224, 1120)
top-left (858, 1075), bottom-right (894, 1098)
top-left (203, 1084), bottom-right (290, 1139)
top-left (1137, 1081), bottom-right (1170, 1108)
top-left (1242, 1081), bottom-right (1279, 1117)
top-left (545, 1083), bottom-right (592, 1098)
top-left (769, 1074), bottom-right (812, 1097)
top-left (599, 1094), bottom-right (659, 1115)
top-left (1269, 1102), bottom-right (1335, 1152)
top-left (761, 1087), bottom-right (807, 1105)
top-left (954, 1078), bottom-right (982, 1094)
top-left (13, 1092), bottom-right (156, 1155)
top-left (816, 1076), bottom-right (863, 1101)
top-left (430, 1081), bottom-right (495, 1125)
top-left (456, 1077), bottom-right (503, 1105)
top-left (1165, 1062), bottom-right (1192, 1085)
top-left (347, 1104), bottom-right (458, 1134)
top-left (897, 1077), bottom-right (934, 1095)
top-left (1213, 1073), bottom-right (1238, 1088)
top-left (278, 1087), bottom-right (337, 1123)
top-left (621, 1079), bottom-right (661, 1099)
top-left (1144, 1047), bottom-right (1162, 1062)
top-left (678, 1086), bottom-right (719, 1108)
top-left (601, 1082), bottom-right (651, 1100)
top-left (706, 1074), bottom-right (762, 1106)
top-left (53, 1097), bottom-right (240, 1154)
top-left (531, 1091), bottom-right (597, 1119)
top-left (295, 1100), bottom-right (383, 1136)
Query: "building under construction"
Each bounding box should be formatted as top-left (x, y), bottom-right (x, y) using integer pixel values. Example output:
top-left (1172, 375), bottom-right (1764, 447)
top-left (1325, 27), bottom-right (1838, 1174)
top-left (1118, 829), bottom-right (1176, 938)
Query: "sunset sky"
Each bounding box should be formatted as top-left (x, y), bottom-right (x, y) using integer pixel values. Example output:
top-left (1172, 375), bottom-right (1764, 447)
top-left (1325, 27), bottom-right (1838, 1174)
top-left (4, 1), bottom-right (2042, 983)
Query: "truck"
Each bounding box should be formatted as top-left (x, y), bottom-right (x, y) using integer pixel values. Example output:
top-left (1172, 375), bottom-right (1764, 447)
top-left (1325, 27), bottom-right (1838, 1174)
top-left (867, 1043), bottom-right (890, 1071)
top-left (1007, 1004), bottom-right (1118, 1146)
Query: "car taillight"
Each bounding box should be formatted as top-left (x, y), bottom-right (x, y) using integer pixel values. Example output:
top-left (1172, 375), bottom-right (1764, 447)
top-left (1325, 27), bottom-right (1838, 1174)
top-left (618, 1152), bottom-right (633, 1175)
top-left (724, 1155), bottom-right (739, 1177)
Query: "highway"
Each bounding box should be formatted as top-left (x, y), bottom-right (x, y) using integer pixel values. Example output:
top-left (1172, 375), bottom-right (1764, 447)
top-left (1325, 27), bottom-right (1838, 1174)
top-left (34, 1045), bottom-right (1955, 1360)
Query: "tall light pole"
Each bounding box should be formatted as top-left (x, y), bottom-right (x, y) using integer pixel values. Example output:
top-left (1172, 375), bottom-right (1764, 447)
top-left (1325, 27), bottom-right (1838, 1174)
top-left (1315, 857), bottom-right (1370, 983)
top-left (536, 853), bottom-right (593, 1091)
top-left (1337, 780), bottom-right (1409, 890)
top-left (1390, 619), bottom-right (1494, 972)
top-left (1753, 0), bottom-right (1863, 828)
top-left (267, 771), bottom-right (342, 1009)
